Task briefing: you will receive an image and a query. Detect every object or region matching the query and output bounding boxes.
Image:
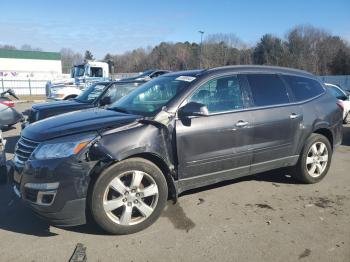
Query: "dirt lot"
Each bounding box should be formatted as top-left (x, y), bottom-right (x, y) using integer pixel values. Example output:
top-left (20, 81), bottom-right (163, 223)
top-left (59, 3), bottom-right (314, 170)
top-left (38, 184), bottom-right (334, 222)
top-left (0, 102), bottom-right (349, 262)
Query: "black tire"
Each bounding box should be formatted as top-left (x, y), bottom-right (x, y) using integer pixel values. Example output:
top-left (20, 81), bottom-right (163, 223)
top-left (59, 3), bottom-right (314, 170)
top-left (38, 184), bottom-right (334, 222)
top-left (344, 111), bottom-right (350, 124)
top-left (291, 133), bottom-right (332, 184)
top-left (89, 158), bottom-right (168, 235)
top-left (0, 164), bottom-right (7, 184)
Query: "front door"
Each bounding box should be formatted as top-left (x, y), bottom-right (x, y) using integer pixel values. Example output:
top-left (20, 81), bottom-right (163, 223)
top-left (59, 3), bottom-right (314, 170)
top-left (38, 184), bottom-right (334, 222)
top-left (175, 75), bottom-right (254, 182)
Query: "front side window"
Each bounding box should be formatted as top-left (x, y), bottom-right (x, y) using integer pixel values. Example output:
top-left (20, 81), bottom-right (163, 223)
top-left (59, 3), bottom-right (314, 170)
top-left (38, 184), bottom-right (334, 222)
top-left (90, 67), bottom-right (103, 77)
top-left (72, 65), bottom-right (85, 77)
top-left (189, 75), bottom-right (243, 113)
top-left (110, 76), bottom-right (193, 116)
top-left (282, 75), bottom-right (324, 101)
top-left (75, 83), bottom-right (108, 103)
top-left (101, 83), bottom-right (141, 104)
top-left (246, 74), bottom-right (290, 106)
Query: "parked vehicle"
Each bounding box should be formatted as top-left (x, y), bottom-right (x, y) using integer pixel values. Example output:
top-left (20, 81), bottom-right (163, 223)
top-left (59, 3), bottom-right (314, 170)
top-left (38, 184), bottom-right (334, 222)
top-left (121, 69), bottom-right (170, 81)
top-left (0, 130), bottom-right (7, 183)
top-left (46, 61), bottom-right (110, 100)
top-left (23, 80), bottom-right (145, 127)
top-left (0, 89), bottom-right (18, 107)
top-left (325, 83), bottom-right (350, 124)
top-left (0, 89), bottom-right (23, 127)
top-left (11, 66), bottom-right (343, 234)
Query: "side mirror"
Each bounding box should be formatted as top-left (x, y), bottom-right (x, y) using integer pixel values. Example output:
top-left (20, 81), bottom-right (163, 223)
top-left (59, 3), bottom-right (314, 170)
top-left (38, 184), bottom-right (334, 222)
top-left (99, 96), bottom-right (112, 106)
top-left (178, 102), bottom-right (209, 118)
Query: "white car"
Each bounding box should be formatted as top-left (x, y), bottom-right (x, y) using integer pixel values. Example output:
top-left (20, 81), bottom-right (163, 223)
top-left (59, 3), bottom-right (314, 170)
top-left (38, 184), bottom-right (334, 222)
top-left (325, 83), bottom-right (350, 124)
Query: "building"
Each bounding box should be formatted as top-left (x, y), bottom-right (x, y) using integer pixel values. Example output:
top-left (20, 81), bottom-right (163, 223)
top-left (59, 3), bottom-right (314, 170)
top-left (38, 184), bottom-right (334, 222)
top-left (0, 50), bottom-right (63, 95)
top-left (0, 49), bottom-right (62, 79)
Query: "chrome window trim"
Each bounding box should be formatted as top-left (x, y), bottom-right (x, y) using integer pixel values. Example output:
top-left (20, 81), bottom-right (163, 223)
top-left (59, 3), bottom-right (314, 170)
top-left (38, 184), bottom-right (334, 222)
top-left (175, 72), bottom-right (326, 118)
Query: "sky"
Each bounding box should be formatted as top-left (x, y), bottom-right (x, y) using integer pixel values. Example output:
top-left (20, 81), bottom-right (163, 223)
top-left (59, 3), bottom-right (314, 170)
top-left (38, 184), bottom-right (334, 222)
top-left (0, 0), bottom-right (349, 59)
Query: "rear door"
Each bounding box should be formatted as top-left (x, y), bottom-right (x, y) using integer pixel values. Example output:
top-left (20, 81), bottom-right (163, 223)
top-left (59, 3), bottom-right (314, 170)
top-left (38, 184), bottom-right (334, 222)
top-left (243, 74), bottom-right (303, 174)
top-left (176, 74), bottom-right (254, 180)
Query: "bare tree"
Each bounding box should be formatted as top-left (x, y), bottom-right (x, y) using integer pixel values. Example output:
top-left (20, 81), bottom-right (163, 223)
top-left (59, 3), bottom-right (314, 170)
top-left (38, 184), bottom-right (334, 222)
top-left (60, 48), bottom-right (83, 74)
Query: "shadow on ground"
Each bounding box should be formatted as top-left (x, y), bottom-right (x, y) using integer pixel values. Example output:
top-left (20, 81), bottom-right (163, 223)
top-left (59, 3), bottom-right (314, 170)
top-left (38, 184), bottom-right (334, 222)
top-left (0, 168), bottom-right (299, 237)
top-left (1, 124), bottom-right (348, 237)
top-left (0, 184), bottom-right (57, 237)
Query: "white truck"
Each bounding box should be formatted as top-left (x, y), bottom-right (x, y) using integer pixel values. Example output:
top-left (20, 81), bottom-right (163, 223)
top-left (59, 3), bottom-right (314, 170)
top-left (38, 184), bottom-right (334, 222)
top-left (46, 61), bottom-right (110, 100)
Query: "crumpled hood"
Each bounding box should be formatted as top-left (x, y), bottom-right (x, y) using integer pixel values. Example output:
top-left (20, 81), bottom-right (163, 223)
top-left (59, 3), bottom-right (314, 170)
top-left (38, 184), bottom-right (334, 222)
top-left (22, 108), bottom-right (141, 142)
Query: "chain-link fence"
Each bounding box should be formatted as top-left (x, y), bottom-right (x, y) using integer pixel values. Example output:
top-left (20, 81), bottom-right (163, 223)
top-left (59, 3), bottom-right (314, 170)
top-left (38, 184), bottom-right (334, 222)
top-left (0, 78), bottom-right (48, 95)
top-left (0, 73), bottom-right (138, 96)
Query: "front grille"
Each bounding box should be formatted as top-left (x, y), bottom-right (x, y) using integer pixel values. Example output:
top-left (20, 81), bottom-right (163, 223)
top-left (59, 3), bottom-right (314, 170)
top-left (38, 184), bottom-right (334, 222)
top-left (14, 137), bottom-right (40, 164)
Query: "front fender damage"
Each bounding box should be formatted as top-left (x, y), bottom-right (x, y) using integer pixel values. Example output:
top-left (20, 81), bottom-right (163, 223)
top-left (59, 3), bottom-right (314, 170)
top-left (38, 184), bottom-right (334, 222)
top-left (87, 118), bottom-right (178, 201)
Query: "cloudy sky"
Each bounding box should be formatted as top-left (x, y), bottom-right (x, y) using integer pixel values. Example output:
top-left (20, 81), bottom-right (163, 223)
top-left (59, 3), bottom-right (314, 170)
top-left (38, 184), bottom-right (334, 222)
top-left (1, 0), bottom-right (349, 58)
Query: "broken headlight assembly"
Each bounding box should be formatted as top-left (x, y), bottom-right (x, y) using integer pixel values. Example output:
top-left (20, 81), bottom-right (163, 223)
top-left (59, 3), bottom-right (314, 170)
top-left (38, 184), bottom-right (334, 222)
top-left (31, 133), bottom-right (96, 160)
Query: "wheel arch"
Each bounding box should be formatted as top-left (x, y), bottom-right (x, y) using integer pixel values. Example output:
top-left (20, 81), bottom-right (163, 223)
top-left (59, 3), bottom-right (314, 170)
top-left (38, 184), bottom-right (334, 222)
top-left (124, 152), bottom-right (178, 202)
top-left (313, 128), bottom-right (334, 149)
top-left (87, 152), bottom-right (178, 203)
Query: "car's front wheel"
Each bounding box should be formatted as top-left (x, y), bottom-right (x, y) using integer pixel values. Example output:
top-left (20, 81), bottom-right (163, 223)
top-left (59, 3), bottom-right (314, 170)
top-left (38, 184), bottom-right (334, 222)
top-left (90, 158), bottom-right (168, 234)
top-left (291, 133), bottom-right (332, 184)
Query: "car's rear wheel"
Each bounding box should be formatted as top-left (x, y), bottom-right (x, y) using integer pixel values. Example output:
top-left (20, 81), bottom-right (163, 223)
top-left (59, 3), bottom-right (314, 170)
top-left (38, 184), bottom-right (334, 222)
top-left (90, 158), bottom-right (168, 234)
top-left (291, 133), bottom-right (332, 183)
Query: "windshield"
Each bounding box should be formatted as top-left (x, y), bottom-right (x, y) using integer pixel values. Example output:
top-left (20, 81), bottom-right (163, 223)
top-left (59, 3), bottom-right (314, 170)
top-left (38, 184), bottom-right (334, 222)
top-left (75, 83), bottom-right (109, 103)
top-left (71, 65), bottom-right (85, 77)
top-left (110, 75), bottom-right (194, 116)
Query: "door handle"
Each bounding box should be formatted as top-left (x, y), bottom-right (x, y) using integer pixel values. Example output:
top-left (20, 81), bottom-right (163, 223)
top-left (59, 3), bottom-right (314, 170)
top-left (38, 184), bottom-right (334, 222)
top-left (235, 120), bottom-right (249, 127)
top-left (290, 113), bottom-right (302, 119)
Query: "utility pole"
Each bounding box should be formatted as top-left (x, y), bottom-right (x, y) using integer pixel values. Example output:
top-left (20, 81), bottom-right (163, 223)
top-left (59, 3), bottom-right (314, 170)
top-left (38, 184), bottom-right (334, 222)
top-left (198, 30), bottom-right (204, 68)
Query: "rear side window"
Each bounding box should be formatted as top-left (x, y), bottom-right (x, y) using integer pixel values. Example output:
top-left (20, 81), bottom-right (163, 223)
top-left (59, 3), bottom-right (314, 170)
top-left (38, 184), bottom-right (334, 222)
top-left (282, 75), bottom-right (324, 101)
top-left (246, 74), bottom-right (290, 106)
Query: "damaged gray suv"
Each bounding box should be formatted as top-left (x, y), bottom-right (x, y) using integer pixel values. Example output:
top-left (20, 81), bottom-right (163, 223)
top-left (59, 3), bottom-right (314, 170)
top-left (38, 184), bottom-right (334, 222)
top-left (12, 66), bottom-right (343, 234)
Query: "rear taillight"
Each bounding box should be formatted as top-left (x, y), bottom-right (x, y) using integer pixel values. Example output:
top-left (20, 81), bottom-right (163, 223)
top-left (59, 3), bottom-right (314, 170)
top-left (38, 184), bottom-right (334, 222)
top-left (0, 100), bottom-right (15, 107)
top-left (337, 100), bottom-right (344, 112)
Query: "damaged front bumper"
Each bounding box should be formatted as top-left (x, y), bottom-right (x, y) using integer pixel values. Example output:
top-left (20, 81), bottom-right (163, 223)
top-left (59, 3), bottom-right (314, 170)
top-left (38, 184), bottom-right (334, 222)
top-left (11, 155), bottom-right (96, 226)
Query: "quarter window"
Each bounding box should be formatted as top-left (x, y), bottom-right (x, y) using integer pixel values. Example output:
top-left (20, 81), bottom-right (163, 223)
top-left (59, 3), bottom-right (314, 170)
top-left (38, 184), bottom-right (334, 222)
top-left (189, 75), bottom-right (243, 113)
top-left (282, 75), bottom-right (324, 101)
top-left (246, 74), bottom-right (290, 106)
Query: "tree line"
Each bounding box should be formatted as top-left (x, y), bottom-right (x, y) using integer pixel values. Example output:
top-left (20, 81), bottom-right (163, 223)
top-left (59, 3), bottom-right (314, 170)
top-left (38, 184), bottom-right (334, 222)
top-left (1, 25), bottom-right (350, 75)
top-left (102, 25), bottom-right (350, 75)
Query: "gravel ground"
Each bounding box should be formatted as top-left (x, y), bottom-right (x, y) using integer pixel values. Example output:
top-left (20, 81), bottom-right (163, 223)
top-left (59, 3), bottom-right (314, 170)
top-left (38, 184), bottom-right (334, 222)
top-left (0, 102), bottom-right (349, 262)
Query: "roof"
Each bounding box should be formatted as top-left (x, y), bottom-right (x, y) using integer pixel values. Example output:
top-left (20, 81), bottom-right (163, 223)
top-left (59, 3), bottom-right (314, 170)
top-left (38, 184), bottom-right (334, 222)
top-left (205, 65), bottom-right (313, 77)
top-left (165, 66), bottom-right (313, 79)
top-left (163, 70), bottom-right (203, 77)
top-left (0, 49), bottom-right (61, 60)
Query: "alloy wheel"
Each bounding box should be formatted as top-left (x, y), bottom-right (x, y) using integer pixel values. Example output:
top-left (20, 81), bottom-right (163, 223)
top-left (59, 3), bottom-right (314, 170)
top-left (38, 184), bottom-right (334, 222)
top-left (103, 170), bottom-right (159, 226)
top-left (306, 142), bottom-right (329, 178)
